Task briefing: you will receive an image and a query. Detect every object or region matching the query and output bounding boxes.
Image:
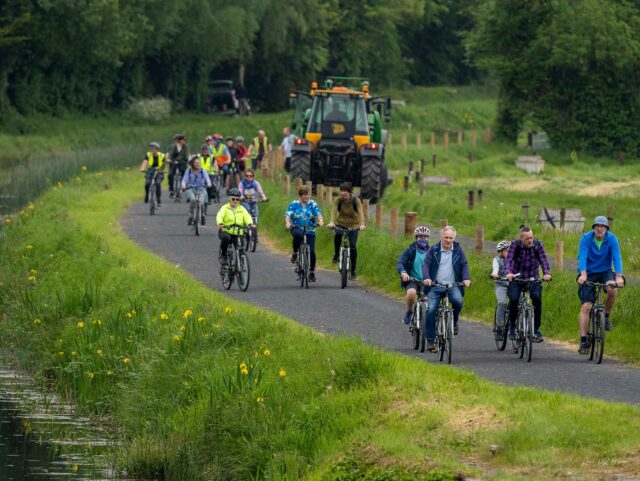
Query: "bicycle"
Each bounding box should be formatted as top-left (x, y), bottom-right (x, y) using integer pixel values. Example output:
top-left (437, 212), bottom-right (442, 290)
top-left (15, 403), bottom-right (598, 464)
top-left (208, 172), bottom-right (222, 204)
top-left (242, 198), bottom-right (268, 253)
top-left (332, 226), bottom-right (359, 288)
top-left (144, 169), bottom-right (160, 216)
top-left (186, 187), bottom-right (206, 236)
top-left (406, 277), bottom-right (427, 352)
top-left (583, 280), bottom-right (622, 364)
top-left (172, 162), bottom-right (186, 203)
top-left (492, 276), bottom-right (510, 352)
top-left (219, 225), bottom-right (250, 291)
top-left (510, 277), bottom-right (546, 363)
top-left (293, 225), bottom-right (315, 289)
top-left (431, 281), bottom-right (465, 363)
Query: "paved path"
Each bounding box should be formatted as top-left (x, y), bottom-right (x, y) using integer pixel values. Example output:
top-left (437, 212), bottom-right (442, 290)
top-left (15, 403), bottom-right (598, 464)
top-left (121, 199), bottom-right (640, 405)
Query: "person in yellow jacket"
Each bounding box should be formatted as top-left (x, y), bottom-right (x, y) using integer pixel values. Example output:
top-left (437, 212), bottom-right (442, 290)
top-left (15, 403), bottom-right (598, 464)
top-left (140, 141), bottom-right (166, 204)
top-left (248, 129), bottom-right (272, 170)
top-left (198, 143), bottom-right (218, 204)
top-left (216, 187), bottom-right (255, 266)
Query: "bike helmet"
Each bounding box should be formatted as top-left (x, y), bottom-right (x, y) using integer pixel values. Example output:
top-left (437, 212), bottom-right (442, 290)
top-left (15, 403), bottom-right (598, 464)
top-left (212, 133), bottom-right (223, 141)
top-left (414, 225), bottom-right (430, 237)
top-left (496, 240), bottom-right (511, 252)
top-left (225, 136), bottom-right (234, 142)
top-left (227, 187), bottom-right (241, 198)
top-left (205, 135), bottom-right (213, 142)
top-left (201, 143), bottom-right (209, 151)
top-left (173, 133), bottom-right (185, 141)
top-left (149, 141), bottom-right (160, 149)
top-left (236, 135), bottom-right (244, 143)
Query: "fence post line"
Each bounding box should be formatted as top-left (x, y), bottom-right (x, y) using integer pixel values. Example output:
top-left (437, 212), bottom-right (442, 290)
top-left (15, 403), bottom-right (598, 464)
top-left (361, 198), bottom-right (369, 222)
top-left (296, 177), bottom-right (303, 190)
top-left (432, 153), bottom-right (437, 168)
top-left (402, 131), bottom-right (407, 151)
top-left (375, 203), bottom-right (383, 228)
top-left (284, 175), bottom-right (291, 194)
top-left (403, 175), bottom-right (409, 192)
top-left (317, 184), bottom-right (325, 203)
top-left (326, 186), bottom-right (333, 204)
top-left (390, 208), bottom-right (398, 237)
top-left (522, 202), bottom-right (529, 222)
top-left (430, 132), bottom-right (436, 150)
top-left (560, 207), bottom-right (566, 231)
top-left (457, 130), bottom-right (463, 145)
top-left (439, 219), bottom-right (448, 229)
top-left (416, 132), bottom-right (421, 148)
top-left (404, 212), bottom-right (417, 238)
top-left (443, 132), bottom-right (449, 152)
top-left (419, 179), bottom-right (425, 196)
top-left (475, 225), bottom-right (484, 253)
top-left (305, 180), bottom-right (313, 195)
top-left (471, 129), bottom-right (477, 147)
top-left (555, 240), bottom-right (564, 272)
top-left (468, 190), bottom-right (474, 210)
top-left (408, 161), bottom-right (414, 176)
top-left (419, 158), bottom-right (425, 174)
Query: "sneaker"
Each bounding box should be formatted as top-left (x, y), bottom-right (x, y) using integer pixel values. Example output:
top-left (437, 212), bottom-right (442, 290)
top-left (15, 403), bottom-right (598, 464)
top-left (144, 197), bottom-right (149, 204)
top-left (605, 317), bottom-right (613, 331)
top-left (578, 341), bottom-right (588, 355)
top-left (170, 191), bottom-right (175, 198)
top-left (427, 340), bottom-right (437, 353)
top-left (309, 272), bottom-right (316, 282)
top-left (402, 311), bottom-right (412, 325)
top-left (494, 331), bottom-right (504, 342)
top-left (201, 216), bottom-right (206, 225)
top-left (454, 323), bottom-right (459, 336)
top-left (290, 253), bottom-right (297, 264)
top-left (187, 216), bottom-right (193, 225)
top-left (508, 328), bottom-right (515, 341)
top-left (350, 271), bottom-right (357, 280)
top-left (332, 254), bottom-right (339, 264)
top-left (533, 331), bottom-right (544, 343)
top-left (157, 200), bottom-right (161, 206)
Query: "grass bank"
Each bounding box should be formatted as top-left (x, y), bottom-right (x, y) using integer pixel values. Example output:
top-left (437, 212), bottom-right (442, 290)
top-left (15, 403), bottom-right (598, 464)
top-left (258, 177), bottom-right (640, 364)
top-left (1, 168), bottom-right (640, 480)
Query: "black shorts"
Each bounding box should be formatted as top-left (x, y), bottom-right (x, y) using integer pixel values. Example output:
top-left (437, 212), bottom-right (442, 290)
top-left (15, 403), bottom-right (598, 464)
top-left (402, 279), bottom-right (424, 294)
top-left (578, 271), bottom-right (615, 304)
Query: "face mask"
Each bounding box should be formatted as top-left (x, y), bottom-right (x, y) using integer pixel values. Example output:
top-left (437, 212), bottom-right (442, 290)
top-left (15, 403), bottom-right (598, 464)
top-left (416, 239), bottom-right (428, 250)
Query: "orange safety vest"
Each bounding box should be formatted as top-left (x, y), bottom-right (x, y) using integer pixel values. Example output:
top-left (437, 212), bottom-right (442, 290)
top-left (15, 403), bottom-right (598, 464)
top-left (211, 144), bottom-right (228, 166)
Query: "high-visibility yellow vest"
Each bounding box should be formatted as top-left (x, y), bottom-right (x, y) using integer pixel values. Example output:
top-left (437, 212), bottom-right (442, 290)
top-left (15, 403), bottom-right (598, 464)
top-left (200, 154), bottom-right (215, 173)
top-left (251, 137), bottom-right (268, 158)
top-left (147, 152), bottom-right (165, 169)
top-left (211, 143), bottom-right (228, 166)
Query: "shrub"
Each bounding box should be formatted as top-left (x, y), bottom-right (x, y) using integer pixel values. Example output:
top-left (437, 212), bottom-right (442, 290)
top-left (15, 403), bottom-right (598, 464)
top-left (127, 97), bottom-right (172, 122)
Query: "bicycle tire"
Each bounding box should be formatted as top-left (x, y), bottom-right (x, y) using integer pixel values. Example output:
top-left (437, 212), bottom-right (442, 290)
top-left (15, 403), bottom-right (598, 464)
top-left (237, 251), bottom-right (250, 291)
top-left (250, 226), bottom-right (258, 252)
top-left (340, 248), bottom-right (349, 289)
top-left (494, 305), bottom-right (508, 351)
top-left (221, 247), bottom-right (234, 290)
top-left (302, 246), bottom-right (309, 289)
top-left (411, 302), bottom-right (422, 350)
top-left (525, 307), bottom-right (533, 362)
top-left (588, 309), bottom-right (596, 361)
top-left (594, 308), bottom-right (605, 364)
top-left (174, 175), bottom-right (181, 203)
top-left (194, 202), bottom-right (201, 236)
top-left (447, 310), bottom-right (454, 364)
top-left (518, 311), bottom-right (525, 359)
top-left (438, 314), bottom-right (445, 362)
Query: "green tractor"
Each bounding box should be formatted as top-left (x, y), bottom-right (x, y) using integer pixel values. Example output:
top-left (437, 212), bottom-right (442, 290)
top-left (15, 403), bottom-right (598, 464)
top-left (288, 77), bottom-right (391, 203)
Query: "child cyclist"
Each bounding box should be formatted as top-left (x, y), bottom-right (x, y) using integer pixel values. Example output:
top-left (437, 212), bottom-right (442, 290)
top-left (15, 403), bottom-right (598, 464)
top-left (238, 168), bottom-right (268, 224)
top-left (491, 240), bottom-right (511, 341)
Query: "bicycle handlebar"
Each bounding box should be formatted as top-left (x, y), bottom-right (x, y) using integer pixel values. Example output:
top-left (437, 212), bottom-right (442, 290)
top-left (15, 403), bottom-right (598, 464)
top-left (432, 281), bottom-right (466, 288)
top-left (331, 226), bottom-right (359, 234)
top-left (583, 281), bottom-right (623, 288)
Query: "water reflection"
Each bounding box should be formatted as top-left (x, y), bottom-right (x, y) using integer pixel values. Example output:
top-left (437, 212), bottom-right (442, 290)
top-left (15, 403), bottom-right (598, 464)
top-left (0, 369), bottom-right (123, 480)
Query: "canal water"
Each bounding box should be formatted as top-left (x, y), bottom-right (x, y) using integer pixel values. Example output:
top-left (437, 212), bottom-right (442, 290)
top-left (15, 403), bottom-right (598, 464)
top-left (0, 368), bottom-right (123, 480)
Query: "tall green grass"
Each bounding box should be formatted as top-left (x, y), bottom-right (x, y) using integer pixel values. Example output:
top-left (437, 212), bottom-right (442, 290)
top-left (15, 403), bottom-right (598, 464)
top-left (2, 168), bottom-right (640, 480)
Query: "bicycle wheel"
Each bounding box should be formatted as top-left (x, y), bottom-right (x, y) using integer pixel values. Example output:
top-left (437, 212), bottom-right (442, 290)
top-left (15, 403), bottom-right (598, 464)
top-left (494, 305), bottom-right (508, 351)
top-left (525, 307), bottom-right (533, 362)
top-left (221, 246), bottom-right (234, 290)
top-left (446, 310), bottom-right (454, 364)
top-left (588, 309), bottom-right (596, 361)
top-left (438, 315), bottom-right (445, 362)
top-left (517, 311), bottom-right (525, 358)
top-left (194, 202), bottom-right (201, 236)
top-left (594, 308), bottom-right (605, 364)
top-left (148, 186), bottom-right (156, 215)
top-left (250, 226), bottom-right (258, 252)
top-left (340, 248), bottom-right (349, 289)
top-left (302, 246), bottom-right (310, 289)
top-left (237, 251), bottom-right (250, 291)
top-left (411, 302), bottom-right (422, 350)
top-left (174, 175), bottom-right (181, 203)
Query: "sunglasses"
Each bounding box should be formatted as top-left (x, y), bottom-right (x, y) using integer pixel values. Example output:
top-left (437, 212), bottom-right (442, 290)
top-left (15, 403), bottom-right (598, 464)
top-left (245, 174), bottom-right (254, 178)
top-left (230, 197), bottom-right (240, 201)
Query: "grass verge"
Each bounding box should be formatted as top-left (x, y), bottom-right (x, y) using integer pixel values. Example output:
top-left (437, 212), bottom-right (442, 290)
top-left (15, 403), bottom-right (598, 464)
top-left (1, 167), bottom-right (640, 480)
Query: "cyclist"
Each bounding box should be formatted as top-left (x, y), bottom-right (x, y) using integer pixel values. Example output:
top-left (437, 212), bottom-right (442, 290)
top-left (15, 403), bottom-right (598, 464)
top-left (279, 127), bottom-right (296, 172)
top-left (226, 136), bottom-right (241, 187)
top-left (198, 143), bottom-right (218, 204)
top-left (238, 169), bottom-right (268, 224)
top-left (216, 187), bottom-right (255, 267)
top-left (505, 225), bottom-right (551, 342)
top-left (396, 225), bottom-right (431, 325)
top-left (209, 133), bottom-right (232, 190)
top-left (248, 129), bottom-right (272, 170)
top-left (181, 156), bottom-right (212, 226)
top-left (234, 136), bottom-right (250, 174)
top-left (167, 134), bottom-right (189, 199)
top-left (422, 225), bottom-right (471, 352)
top-left (284, 186), bottom-right (324, 282)
top-left (327, 182), bottom-right (365, 280)
top-left (140, 141), bottom-right (165, 204)
top-left (491, 240), bottom-right (511, 341)
top-left (576, 216), bottom-right (624, 354)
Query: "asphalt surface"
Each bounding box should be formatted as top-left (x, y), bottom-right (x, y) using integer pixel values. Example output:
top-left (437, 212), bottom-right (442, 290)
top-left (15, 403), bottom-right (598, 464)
top-left (121, 198), bottom-right (640, 405)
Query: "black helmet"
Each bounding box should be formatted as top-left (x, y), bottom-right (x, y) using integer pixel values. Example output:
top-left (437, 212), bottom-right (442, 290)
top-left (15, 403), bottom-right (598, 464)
top-left (227, 188), bottom-right (241, 198)
top-left (225, 136), bottom-right (234, 142)
top-left (173, 133), bottom-right (185, 141)
top-left (201, 143), bottom-right (209, 151)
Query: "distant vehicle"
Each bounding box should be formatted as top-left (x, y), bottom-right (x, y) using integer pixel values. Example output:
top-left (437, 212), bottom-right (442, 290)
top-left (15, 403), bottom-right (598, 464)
top-left (207, 80), bottom-right (250, 116)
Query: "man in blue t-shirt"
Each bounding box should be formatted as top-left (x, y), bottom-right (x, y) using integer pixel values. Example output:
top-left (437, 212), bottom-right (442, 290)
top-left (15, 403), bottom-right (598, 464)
top-left (576, 216), bottom-right (624, 354)
top-left (396, 225), bottom-right (431, 325)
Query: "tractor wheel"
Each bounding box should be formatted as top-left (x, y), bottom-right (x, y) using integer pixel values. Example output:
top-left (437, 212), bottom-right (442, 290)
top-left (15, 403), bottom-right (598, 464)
top-left (290, 151), bottom-right (311, 183)
top-left (360, 155), bottom-right (382, 203)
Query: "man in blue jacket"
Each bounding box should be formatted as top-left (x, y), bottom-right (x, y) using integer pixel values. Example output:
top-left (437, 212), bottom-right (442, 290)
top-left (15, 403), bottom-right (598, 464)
top-left (396, 225), bottom-right (431, 325)
top-left (576, 216), bottom-right (624, 354)
top-left (422, 225), bottom-right (471, 352)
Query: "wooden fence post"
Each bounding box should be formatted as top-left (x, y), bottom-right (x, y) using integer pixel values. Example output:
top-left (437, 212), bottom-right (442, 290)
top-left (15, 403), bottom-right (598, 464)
top-left (522, 202), bottom-right (529, 222)
top-left (361, 199), bottom-right (369, 222)
top-left (430, 132), bottom-right (436, 150)
top-left (468, 190), bottom-right (474, 209)
top-left (375, 203), bottom-right (383, 228)
top-left (408, 161), bottom-right (414, 176)
top-left (471, 129), bottom-right (477, 147)
top-left (618, 151), bottom-right (625, 166)
top-left (402, 131), bottom-right (407, 151)
top-left (607, 205), bottom-right (614, 231)
top-left (444, 132), bottom-right (449, 151)
top-left (327, 186), bottom-right (333, 204)
top-left (415, 171), bottom-right (421, 183)
top-left (432, 153), bottom-right (436, 168)
top-left (457, 130), bottom-right (463, 145)
top-left (419, 158), bottom-right (425, 174)
top-left (296, 177), bottom-right (303, 190)
top-left (555, 240), bottom-right (564, 272)
top-left (559, 207), bottom-right (566, 231)
top-left (403, 175), bottom-right (409, 192)
top-left (467, 152), bottom-right (473, 163)
top-left (390, 208), bottom-right (398, 237)
top-left (404, 212), bottom-right (417, 238)
top-left (284, 175), bottom-right (291, 194)
top-left (477, 189), bottom-right (483, 202)
top-left (475, 226), bottom-right (484, 253)
top-left (439, 219), bottom-right (448, 229)
top-left (317, 184), bottom-right (324, 203)
top-left (416, 132), bottom-right (421, 148)
top-left (306, 180), bottom-right (313, 194)
top-left (419, 179), bottom-right (425, 196)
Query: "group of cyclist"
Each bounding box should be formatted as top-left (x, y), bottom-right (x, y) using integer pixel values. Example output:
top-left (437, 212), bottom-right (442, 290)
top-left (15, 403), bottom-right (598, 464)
top-left (141, 137), bottom-right (625, 356)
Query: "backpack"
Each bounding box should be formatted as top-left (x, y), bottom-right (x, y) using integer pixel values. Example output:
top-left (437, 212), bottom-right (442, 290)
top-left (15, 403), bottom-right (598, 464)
top-left (337, 196), bottom-right (358, 213)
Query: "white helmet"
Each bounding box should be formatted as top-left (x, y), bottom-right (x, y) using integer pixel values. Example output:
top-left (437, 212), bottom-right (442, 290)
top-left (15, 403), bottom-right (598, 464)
top-left (414, 225), bottom-right (430, 237)
top-left (496, 240), bottom-right (511, 252)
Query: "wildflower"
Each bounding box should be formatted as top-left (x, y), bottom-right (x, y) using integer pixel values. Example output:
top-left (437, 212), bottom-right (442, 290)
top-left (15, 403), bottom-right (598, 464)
top-left (96, 349), bottom-right (103, 357)
top-left (123, 357), bottom-right (130, 364)
top-left (19, 209), bottom-right (26, 216)
top-left (241, 367), bottom-right (249, 375)
top-left (72, 464), bottom-right (79, 473)
top-left (106, 370), bottom-right (113, 376)
top-left (87, 371), bottom-right (94, 380)
top-left (179, 325), bottom-right (186, 332)
top-left (254, 351), bottom-right (259, 358)
top-left (30, 269), bottom-right (37, 275)
top-left (58, 351), bottom-right (65, 357)
top-left (160, 312), bottom-right (169, 320)
top-left (93, 319), bottom-right (102, 325)
top-left (57, 181), bottom-right (63, 188)
top-left (173, 334), bottom-right (181, 341)
top-left (125, 312), bottom-right (132, 319)
top-left (82, 166), bottom-right (88, 171)
top-left (25, 245), bottom-right (33, 251)
top-left (279, 368), bottom-right (287, 377)
top-left (213, 323), bottom-right (221, 329)
top-left (197, 316), bottom-right (205, 322)
top-left (77, 321), bottom-right (85, 329)
top-left (224, 306), bottom-right (233, 314)
top-left (131, 310), bottom-right (137, 316)
top-left (570, 150), bottom-right (578, 162)
top-left (256, 397), bottom-right (265, 404)
top-left (33, 319), bottom-right (41, 326)
top-left (27, 275), bottom-right (36, 282)
top-left (263, 348), bottom-right (271, 357)
top-left (240, 362), bottom-right (247, 370)
top-left (71, 351), bottom-right (77, 357)
top-left (183, 309), bottom-right (193, 319)
top-left (4, 217), bottom-right (11, 225)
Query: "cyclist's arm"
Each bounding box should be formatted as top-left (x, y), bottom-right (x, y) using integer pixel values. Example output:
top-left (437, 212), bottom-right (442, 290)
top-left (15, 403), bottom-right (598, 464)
top-left (459, 247), bottom-right (471, 282)
top-left (180, 170), bottom-right (189, 190)
top-left (537, 242), bottom-right (551, 276)
top-left (610, 235), bottom-right (623, 275)
top-left (577, 234), bottom-right (590, 273)
top-left (253, 180), bottom-right (267, 200)
top-left (140, 158), bottom-right (149, 172)
top-left (396, 246), bottom-right (411, 274)
top-left (421, 248), bottom-right (433, 284)
top-left (241, 208), bottom-right (254, 226)
top-left (216, 205), bottom-right (228, 226)
top-left (203, 170), bottom-right (212, 188)
top-left (491, 257), bottom-right (500, 278)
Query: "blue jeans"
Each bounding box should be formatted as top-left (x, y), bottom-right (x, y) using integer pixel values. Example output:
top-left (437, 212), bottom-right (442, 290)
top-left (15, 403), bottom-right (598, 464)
top-left (241, 201), bottom-right (258, 224)
top-left (425, 285), bottom-right (463, 341)
top-left (290, 228), bottom-right (316, 271)
top-left (508, 281), bottom-right (542, 331)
